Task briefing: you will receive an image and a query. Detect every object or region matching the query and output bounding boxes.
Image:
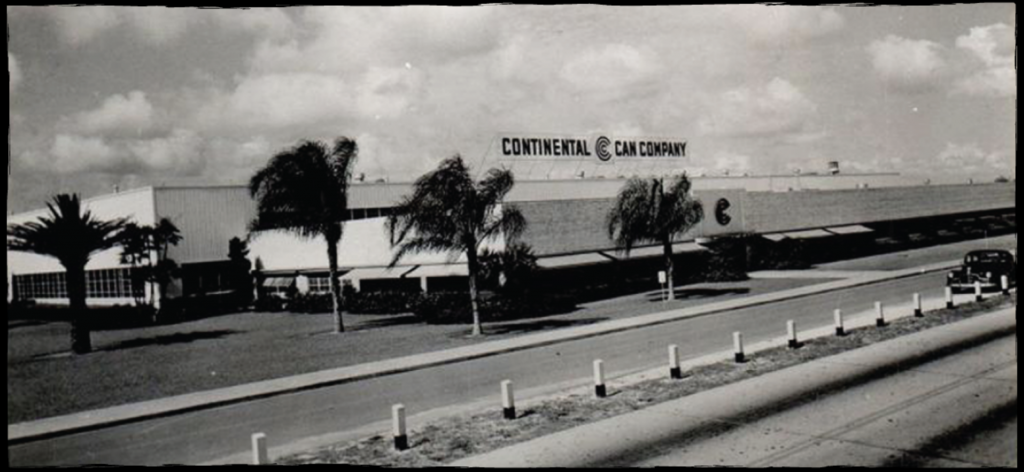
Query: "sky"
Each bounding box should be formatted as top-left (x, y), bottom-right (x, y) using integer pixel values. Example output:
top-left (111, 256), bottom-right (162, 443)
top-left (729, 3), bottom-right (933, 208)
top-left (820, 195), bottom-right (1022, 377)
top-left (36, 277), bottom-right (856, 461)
top-left (7, 4), bottom-right (1017, 213)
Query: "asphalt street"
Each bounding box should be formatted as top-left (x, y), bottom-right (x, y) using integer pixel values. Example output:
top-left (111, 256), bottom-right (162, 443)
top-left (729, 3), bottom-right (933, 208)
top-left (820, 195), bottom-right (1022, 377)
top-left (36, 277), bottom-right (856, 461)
top-left (10, 266), bottom-right (992, 467)
top-left (633, 335), bottom-right (1017, 468)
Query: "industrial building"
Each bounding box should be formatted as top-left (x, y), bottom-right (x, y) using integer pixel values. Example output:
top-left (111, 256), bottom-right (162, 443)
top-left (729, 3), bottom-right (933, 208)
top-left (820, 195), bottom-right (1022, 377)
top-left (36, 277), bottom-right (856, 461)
top-left (6, 173), bottom-right (1016, 308)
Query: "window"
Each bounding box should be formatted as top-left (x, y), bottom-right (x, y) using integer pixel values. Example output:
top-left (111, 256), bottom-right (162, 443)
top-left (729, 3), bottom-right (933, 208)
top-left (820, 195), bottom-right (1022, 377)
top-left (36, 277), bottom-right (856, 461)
top-left (308, 276), bottom-right (334, 294)
top-left (12, 269), bottom-right (141, 301)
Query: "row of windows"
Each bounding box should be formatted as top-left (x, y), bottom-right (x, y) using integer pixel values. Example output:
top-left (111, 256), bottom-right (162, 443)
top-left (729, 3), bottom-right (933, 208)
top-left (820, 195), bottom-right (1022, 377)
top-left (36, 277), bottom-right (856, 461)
top-left (346, 207), bottom-right (396, 222)
top-left (308, 277), bottom-right (333, 294)
top-left (12, 269), bottom-right (143, 301)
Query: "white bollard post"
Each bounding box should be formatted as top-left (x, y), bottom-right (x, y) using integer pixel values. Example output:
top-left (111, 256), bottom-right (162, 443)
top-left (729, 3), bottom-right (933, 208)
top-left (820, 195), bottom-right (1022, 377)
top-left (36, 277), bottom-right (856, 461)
top-left (945, 287), bottom-right (955, 310)
top-left (913, 293), bottom-right (923, 318)
top-left (734, 332), bottom-right (746, 363)
top-left (875, 302), bottom-right (887, 328)
top-left (668, 345), bottom-right (683, 380)
top-left (835, 309), bottom-right (846, 337)
top-left (975, 281), bottom-right (984, 302)
top-left (1002, 276), bottom-right (1010, 295)
top-left (393, 404), bottom-right (409, 451)
top-left (251, 433), bottom-right (268, 466)
top-left (787, 320), bottom-right (800, 349)
top-left (501, 380), bottom-right (516, 420)
top-left (593, 360), bottom-right (607, 398)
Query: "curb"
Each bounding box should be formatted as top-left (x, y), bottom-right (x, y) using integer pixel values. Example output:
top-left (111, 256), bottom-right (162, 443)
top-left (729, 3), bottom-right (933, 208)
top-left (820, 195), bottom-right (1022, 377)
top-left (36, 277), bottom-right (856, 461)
top-left (451, 308), bottom-right (1017, 468)
top-left (7, 260), bottom-right (961, 445)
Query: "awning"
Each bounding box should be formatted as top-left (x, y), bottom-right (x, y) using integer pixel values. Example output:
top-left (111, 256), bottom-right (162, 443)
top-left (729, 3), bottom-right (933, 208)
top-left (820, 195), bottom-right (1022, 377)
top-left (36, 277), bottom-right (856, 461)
top-left (783, 229), bottom-right (834, 240)
top-left (537, 253), bottom-right (614, 269)
top-left (404, 264), bottom-right (469, 278)
top-left (609, 242), bottom-right (707, 260)
top-left (762, 233), bottom-right (789, 242)
top-left (262, 277), bottom-right (295, 288)
top-left (340, 267), bottom-right (412, 281)
top-left (825, 225), bottom-right (874, 235)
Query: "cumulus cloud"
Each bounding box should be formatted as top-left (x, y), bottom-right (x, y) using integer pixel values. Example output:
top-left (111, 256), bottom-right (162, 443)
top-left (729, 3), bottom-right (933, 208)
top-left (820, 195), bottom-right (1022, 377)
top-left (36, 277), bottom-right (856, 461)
top-left (49, 134), bottom-right (123, 173)
top-left (721, 5), bottom-right (845, 43)
top-left (45, 7), bottom-right (295, 46)
top-left (867, 35), bottom-right (948, 90)
top-left (954, 24), bottom-right (1016, 97)
top-left (698, 78), bottom-right (820, 139)
top-left (560, 44), bottom-right (661, 101)
top-left (9, 53), bottom-right (21, 94)
top-left (69, 91), bottom-right (156, 135)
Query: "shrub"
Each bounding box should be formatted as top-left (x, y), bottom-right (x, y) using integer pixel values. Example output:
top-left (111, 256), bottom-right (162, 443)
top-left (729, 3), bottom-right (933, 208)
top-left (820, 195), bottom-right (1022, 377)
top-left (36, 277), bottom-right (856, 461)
top-left (412, 291), bottom-right (577, 325)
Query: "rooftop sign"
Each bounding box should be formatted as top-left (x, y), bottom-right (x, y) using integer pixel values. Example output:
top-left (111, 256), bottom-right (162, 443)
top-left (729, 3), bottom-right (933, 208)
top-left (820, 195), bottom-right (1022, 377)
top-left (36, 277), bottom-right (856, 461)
top-left (495, 134), bottom-right (688, 163)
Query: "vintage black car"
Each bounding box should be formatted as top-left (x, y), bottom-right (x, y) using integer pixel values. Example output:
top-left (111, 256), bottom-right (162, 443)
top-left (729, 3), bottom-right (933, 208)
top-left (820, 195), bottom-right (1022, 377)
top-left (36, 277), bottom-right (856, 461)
top-left (947, 250), bottom-right (1017, 293)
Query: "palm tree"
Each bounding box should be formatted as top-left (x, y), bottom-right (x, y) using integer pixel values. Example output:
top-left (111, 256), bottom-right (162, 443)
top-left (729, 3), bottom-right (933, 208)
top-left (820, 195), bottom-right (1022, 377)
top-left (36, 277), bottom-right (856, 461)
top-left (386, 156), bottom-right (527, 337)
top-left (249, 138), bottom-right (357, 334)
top-left (7, 194), bottom-right (128, 354)
top-left (607, 175), bottom-right (704, 301)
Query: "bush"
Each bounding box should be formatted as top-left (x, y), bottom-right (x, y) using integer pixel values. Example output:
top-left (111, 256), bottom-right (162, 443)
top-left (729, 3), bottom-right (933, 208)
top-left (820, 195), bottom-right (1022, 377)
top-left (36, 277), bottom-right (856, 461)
top-left (285, 291), bottom-right (422, 315)
top-left (412, 291), bottom-right (577, 325)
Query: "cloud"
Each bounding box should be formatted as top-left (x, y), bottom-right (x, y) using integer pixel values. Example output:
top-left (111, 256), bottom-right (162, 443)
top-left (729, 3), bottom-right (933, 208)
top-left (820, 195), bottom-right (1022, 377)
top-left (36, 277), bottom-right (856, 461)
top-left (933, 143), bottom-right (1014, 175)
top-left (953, 24), bottom-right (1016, 98)
top-left (250, 6), bottom-right (502, 74)
top-left (48, 6), bottom-right (122, 46)
top-left (45, 7), bottom-right (295, 46)
top-left (49, 134), bottom-right (123, 173)
top-left (720, 5), bottom-right (845, 44)
top-left (9, 53), bottom-right (21, 94)
top-left (698, 78), bottom-right (820, 139)
top-left (867, 35), bottom-right (947, 90)
top-left (69, 91), bottom-right (156, 136)
top-left (559, 44), bottom-right (662, 101)
top-left (194, 73), bottom-right (354, 135)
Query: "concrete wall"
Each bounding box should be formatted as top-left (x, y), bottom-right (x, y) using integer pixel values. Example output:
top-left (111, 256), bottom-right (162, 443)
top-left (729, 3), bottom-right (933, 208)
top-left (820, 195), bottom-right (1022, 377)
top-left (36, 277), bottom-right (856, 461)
top-left (519, 183), bottom-right (1015, 256)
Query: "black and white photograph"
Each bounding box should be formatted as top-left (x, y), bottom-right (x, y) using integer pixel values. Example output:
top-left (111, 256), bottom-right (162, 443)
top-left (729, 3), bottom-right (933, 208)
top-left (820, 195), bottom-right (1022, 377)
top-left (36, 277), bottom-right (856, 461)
top-left (7, 4), bottom-right (1016, 467)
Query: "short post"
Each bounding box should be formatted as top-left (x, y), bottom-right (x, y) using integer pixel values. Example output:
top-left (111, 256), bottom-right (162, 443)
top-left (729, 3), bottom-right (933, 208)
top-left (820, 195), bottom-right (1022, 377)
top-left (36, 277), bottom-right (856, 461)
top-left (733, 332), bottom-right (745, 363)
top-left (834, 309), bottom-right (846, 337)
top-left (975, 281), bottom-right (984, 302)
top-left (913, 293), bottom-right (923, 318)
top-left (787, 320), bottom-right (800, 349)
top-left (593, 360), bottom-right (607, 398)
top-left (501, 380), bottom-right (516, 421)
top-left (945, 287), bottom-right (955, 310)
top-left (668, 345), bottom-right (683, 380)
top-left (1002, 276), bottom-right (1010, 295)
top-left (875, 302), bottom-right (887, 328)
top-left (393, 404), bottom-right (409, 452)
top-left (251, 433), bottom-right (268, 466)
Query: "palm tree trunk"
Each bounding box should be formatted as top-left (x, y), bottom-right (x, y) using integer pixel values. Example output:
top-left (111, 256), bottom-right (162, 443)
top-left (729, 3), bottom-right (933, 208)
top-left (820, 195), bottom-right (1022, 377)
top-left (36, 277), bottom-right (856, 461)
top-left (663, 236), bottom-right (676, 301)
top-left (467, 248), bottom-right (484, 337)
top-left (66, 266), bottom-right (92, 355)
top-left (327, 238), bottom-right (346, 334)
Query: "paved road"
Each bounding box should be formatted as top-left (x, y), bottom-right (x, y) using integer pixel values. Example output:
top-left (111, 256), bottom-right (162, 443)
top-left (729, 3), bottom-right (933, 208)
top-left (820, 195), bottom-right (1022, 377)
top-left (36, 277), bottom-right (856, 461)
top-left (633, 336), bottom-right (1017, 468)
top-left (11, 268), bottom-right (993, 467)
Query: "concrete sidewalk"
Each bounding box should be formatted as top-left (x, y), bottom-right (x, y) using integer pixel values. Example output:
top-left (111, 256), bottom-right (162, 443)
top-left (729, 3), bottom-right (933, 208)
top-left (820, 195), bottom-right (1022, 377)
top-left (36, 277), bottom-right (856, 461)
top-left (450, 307), bottom-right (1017, 468)
top-left (6, 259), bottom-right (963, 446)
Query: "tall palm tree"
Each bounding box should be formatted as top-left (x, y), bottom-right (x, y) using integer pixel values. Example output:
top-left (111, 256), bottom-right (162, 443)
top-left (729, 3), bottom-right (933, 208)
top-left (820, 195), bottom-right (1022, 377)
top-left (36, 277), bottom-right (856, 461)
top-left (386, 156), bottom-right (527, 337)
top-left (7, 194), bottom-right (128, 354)
top-left (249, 138), bottom-right (357, 334)
top-left (607, 175), bottom-right (704, 301)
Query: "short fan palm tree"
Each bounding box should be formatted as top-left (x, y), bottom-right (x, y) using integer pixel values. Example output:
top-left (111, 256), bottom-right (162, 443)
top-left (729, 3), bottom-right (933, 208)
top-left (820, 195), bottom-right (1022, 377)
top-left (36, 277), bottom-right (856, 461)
top-left (386, 156), bottom-right (527, 337)
top-left (7, 194), bottom-right (128, 354)
top-left (607, 175), bottom-right (704, 301)
top-left (249, 138), bottom-right (358, 334)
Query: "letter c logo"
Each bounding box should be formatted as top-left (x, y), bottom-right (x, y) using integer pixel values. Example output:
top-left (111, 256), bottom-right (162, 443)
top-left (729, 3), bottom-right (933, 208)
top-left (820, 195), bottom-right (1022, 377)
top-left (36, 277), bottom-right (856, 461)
top-left (715, 199), bottom-right (733, 226)
top-left (596, 136), bottom-right (613, 162)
